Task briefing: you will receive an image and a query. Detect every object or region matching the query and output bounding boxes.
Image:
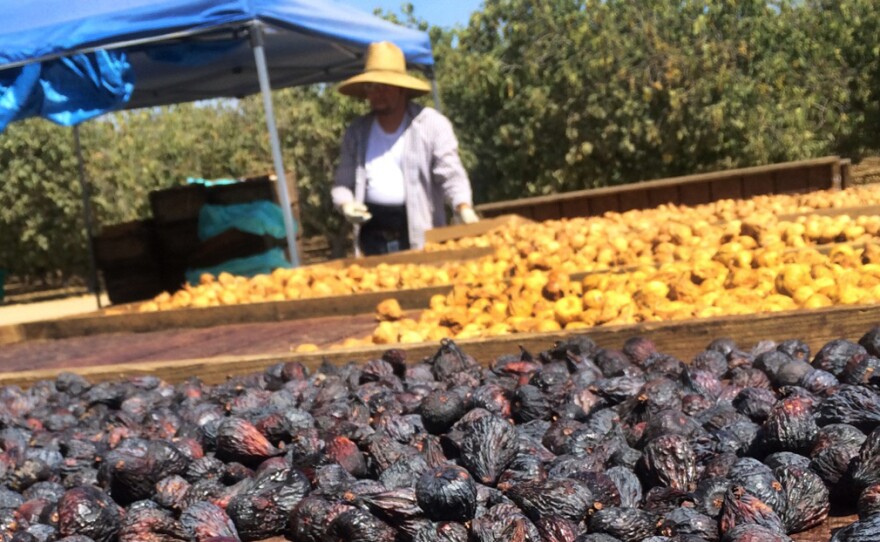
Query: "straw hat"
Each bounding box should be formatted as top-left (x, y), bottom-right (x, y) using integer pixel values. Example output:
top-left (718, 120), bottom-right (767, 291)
top-left (338, 41), bottom-right (431, 98)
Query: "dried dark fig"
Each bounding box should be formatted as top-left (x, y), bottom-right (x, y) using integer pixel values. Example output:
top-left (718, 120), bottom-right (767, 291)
top-left (215, 417), bottom-right (283, 466)
top-left (812, 339), bottom-right (867, 377)
top-left (357, 487), bottom-right (423, 525)
top-left (430, 339), bottom-right (479, 383)
top-left (858, 483), bottom-right (880, 520)
top-left (412, 521), bottom-right (469, 542)
top-left (471, 384), bottom-right (511, 419)
top-left (760, 396), bottom-right (817, 454)
top-left (420, 390), bottom-right (466, 434)
top-left (719, 485), bottom-right (785, 536)
top-left (722, 523), bottom-right (794, 541)
top-left (470, 503), bottom-right (540, 542)
top-left (727, 458), bottom-right (786, 517)
top-left (810, 423), bottom-right (866, 498)
top-left (534, 515), bottom-right (581, 542)
top-left (326, 508), bottom-right (396, 542)
top-left (506, 477), bottom-right (594, 523)
top-left (512, 385), bottom-right (552, 423)
top-left (285, 496), bottom-right (353, 542)
top-left (588, 506), bottom-right (657, 542)
top-left (816, 385), bottom-right (880, 432)
top-left (694, 477), bottom-right (730, 519)
top-left (774, 464), bottom-right (829, 533)
top-left (180, 501), bottom-right (238, 542)
top-left (56, 486), bottom-right (121, 542)
top-left (225, 467), bottom-right (310, 541)
top-left (118, 503), bottom-right (188, 542)
top-left (732, 387), bottom-right (777, 423)
top-left (415, 464), bottom-right (477, 522)
top-left (153, 474), bottom-right (190, 511)
top-left (637, 434), bottom-right (696, 491)
top-left (458, 415), bottom-right (517, 485)
top-left (606, 466), bottom-right (643, 508)
top-left (830, 513), bottom-right (880, 541)
top-left (658, 506), bottom-right (719, 540)
top-left (378, 453), bottom-right (429, 489)
top-left (324, 435), bottom-right (368, 478)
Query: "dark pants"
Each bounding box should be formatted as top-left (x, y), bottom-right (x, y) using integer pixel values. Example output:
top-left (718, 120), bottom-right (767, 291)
top-left (358, 202), bottom-right (410, 256)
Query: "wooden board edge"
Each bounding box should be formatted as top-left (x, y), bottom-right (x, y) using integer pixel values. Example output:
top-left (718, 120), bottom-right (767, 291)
top-left (425, 214), bottom-right (535, 244)
top-left (0, 323), bottom-right (25, 346)
top-left (11, 285), bottom-right (455, 341)
top-left (475, 156), bottom-right (842, 213)
top-left (4, 302), bottom-right (880, 388)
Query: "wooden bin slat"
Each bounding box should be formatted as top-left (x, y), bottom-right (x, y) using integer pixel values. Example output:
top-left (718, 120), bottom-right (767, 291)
top-left (476, 156), bottom-right (844, 220)
top-left (3, 302), bottom-right (880, 389)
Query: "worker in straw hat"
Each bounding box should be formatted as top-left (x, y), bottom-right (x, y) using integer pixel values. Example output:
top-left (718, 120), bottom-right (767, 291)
top-left (332, 41), bottom-right (478, 256)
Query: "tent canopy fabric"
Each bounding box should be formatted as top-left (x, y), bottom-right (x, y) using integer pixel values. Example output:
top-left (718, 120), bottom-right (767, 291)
top-left (0, 0), bottom-right (435, 112)
top-left (0, 0), bottom-right (436, 276)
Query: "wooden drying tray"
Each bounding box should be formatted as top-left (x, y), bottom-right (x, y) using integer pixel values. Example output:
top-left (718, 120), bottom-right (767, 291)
top-left (0, 284), bottom-right (453, 347)
top-left (776, 203), bottom-right (880, 222)
top-left (2, 301), bottom-right (879, 389)
top-left (3, 236), bottom-right (875, 348)
top-left (424, 214), bottom-right (534, 244)
top-left (319, 245), bottom-right (495, 270)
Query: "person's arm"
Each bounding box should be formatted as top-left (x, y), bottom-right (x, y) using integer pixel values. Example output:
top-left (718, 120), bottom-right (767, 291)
top-left (428, 112), bottom-right (474, 217)
top-left (331, 124), bottom-right (358, 208)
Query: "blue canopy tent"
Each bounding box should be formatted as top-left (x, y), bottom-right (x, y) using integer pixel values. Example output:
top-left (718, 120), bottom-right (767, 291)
top-left (0, 0), bottom-right (435, 303)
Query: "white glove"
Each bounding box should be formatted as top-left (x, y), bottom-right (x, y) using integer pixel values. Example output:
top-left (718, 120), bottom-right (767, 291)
top-left (341, 201), bottom-right (372, 224)
top-left (454, 206), bottom-right (479, 225)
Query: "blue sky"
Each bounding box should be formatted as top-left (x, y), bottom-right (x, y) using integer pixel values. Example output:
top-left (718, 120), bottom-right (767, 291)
top-left (334, 0), bottom-right (485, 29)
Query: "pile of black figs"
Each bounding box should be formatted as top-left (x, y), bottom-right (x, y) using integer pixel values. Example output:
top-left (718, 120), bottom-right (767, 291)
top-left (6, 329), bottom-right (880, 542)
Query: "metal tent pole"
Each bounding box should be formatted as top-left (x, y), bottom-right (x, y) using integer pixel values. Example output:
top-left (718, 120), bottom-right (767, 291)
top-left (430, 77), bottom-right (443, 113)
top-left (72, 125), bottom-right (103, 308)
top-left (249, 22), bottom-right (300, 267)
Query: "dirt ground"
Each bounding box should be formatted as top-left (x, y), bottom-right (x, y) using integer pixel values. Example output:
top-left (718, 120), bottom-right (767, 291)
top-left (0, 293), bottom-right (109, 326)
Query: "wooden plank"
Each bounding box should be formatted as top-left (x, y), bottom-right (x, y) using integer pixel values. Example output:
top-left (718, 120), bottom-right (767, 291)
top-left (329, 245), bottom-right (495, 269)
top-left (475, 156), bottom-right (842, 215)
top-left (679, 181), bottom-right (711, 206)
top-left (807, 163), bottom-right (835, 191)
top-left (588, 194), bottom-right (620, 215)
top-left (647, 185), bottom-right (679, 207)
top-left (0, 324), bottom-right (24, 345)
top-left (4, 285), bottom-right (453, 345)
top-left (425, 214), bottom-right (534, 244)
top-left (532, 201), bottom-right (563, 222)
top-left (709, 177), bottom-right (744, 200)
top-left (839, 158), bottom-right (851, 189)
top-left (618, 188), bottom-right (649, 212)
top-left (4, 302), bottom-right (880, 388)
top-left (776, 167), bottom-right (810, 194)
top-left (742, 171), bottom-right (774, 198)
top-left (777, 204), bottom-right (880, 222)
top-left (560, 197), bottom-right (592, 218)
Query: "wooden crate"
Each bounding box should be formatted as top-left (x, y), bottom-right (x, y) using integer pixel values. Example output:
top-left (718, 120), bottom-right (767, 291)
top-left (475, 156), bottom-right (845, 221)
top-left (149, 184), bottom-right (207, 224)
top-left (93, 219), bottom-right (156, 271)
top-left (207, 178), bottom-right (277, 205)
top-left (102, 266), bottom-right (164, 305)
top-left (154, 219), bottom-right (201, 261)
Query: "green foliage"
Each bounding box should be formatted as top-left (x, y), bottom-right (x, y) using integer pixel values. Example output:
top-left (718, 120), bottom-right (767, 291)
top-left (0, 1), bottom-right (878, 281)
top-left (446, 0), bottom-right (860, 202)
top-left (0, 119), bottom-right (87, 281)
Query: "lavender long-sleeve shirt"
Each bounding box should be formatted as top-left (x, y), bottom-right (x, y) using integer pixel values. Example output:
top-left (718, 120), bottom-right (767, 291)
top-left (332, 102), bottom-right (473, 251)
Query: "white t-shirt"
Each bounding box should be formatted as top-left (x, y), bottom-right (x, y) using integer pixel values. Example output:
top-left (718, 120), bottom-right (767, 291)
top-left (364, 118), bottom-right (407, 206)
